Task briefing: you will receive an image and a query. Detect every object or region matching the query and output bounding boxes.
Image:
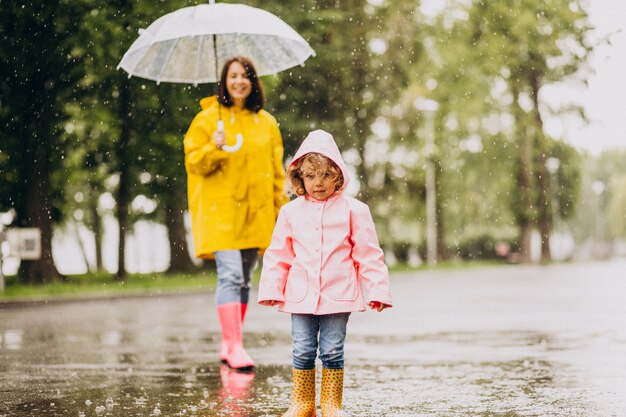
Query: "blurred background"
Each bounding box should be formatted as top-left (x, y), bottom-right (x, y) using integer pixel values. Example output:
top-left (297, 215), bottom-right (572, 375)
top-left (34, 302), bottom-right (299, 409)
top-left (1, 0), bottom-right (625, 283)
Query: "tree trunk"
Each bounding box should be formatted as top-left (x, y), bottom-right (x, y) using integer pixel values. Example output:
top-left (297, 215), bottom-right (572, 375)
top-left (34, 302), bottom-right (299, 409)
top-left (165, 196), bottom-right (196, 273)
top-left (529, 71), bottom-right (552, 263)
top-left (12, 4), bottom-right (64, 284)
top-left (71, 221), bottom-right (92, 273)
top-left (115, 76), bottom-right (132, 280)
top-left (435, 158), bottom-right (449, 260)
top-left (17, 90), bottom-right (63, 283)
top-left (18, 141), bottom-right (63, 283)
top-left (534, 134), bottom-right (552, 262)
top-left (88, 180), bottom-right (104, 272)
top-left (511, 83), bottom-right (535, 263)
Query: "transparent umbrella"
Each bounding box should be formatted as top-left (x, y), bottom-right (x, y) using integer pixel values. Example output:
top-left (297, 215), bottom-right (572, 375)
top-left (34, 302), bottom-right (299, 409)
top-left (117, 0), bottom-right (315, 85)
top-left (117, 0), bottom-right (315, 152)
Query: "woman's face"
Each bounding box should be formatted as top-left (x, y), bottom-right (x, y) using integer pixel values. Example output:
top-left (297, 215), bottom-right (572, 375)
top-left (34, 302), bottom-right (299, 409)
top-left (225, 61), bottom-right (252, 107)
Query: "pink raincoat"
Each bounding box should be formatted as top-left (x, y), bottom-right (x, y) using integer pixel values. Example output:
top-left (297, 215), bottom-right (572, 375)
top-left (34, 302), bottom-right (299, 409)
top-left (257, 130), bottom-right (393, 314)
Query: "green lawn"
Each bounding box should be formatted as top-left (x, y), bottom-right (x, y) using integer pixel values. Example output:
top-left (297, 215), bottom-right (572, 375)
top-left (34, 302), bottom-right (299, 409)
top-left (0, 271), bottom-right (218, 301)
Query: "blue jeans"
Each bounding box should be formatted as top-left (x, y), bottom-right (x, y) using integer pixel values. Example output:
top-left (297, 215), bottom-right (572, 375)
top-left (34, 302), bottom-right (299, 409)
top-left (214, 249), bottom-right (258, 305)
top-left (291, 313), bottom-right (351, 370)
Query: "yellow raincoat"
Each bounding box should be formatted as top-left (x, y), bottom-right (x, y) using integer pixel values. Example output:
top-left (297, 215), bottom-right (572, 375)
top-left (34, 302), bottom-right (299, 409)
top-left (184, 96), bottom-right (288, 258)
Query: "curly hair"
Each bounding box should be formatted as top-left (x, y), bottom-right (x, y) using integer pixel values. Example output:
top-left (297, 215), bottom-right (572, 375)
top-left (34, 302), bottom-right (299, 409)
top-left (286, 152), bottom-right (344, 197)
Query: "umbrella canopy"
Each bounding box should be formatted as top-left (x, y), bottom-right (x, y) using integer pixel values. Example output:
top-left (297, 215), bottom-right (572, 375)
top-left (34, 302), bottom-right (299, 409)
top-left (117, 2), bottom-right (315, 85)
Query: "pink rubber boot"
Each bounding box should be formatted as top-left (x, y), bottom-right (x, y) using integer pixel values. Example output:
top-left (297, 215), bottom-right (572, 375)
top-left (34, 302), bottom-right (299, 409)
top-left (220, 303), bottom-right (248, 362)
top-left (217, 303), bottom-right (254, 370)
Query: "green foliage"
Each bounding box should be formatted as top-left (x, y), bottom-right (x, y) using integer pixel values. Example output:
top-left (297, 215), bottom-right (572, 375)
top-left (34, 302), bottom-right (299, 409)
top-left (571, 149), bottom-right (626, 241)
top-left (1, 0), bottom-right (612, 280)
top-left (415, 0), bottom-right (591, 259)
top-left (0, 0), bottom-right (90, 219)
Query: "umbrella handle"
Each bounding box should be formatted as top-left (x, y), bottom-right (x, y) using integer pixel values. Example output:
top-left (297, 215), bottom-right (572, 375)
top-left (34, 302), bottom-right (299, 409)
top-left (222, 134), bottom-right (244, 153)
top-left (217, 120), bottom-right (244, 153)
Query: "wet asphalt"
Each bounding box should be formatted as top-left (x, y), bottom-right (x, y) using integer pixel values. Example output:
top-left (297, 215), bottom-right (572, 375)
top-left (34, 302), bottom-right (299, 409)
top-left (1, 260), bottom-right (625, 416)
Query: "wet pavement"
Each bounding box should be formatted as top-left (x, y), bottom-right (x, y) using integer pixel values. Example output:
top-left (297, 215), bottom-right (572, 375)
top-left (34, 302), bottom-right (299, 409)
top-left (1, 260), bottom-right (625, 416)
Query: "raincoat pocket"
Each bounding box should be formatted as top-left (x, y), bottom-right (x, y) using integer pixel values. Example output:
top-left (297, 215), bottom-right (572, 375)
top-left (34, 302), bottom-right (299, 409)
top-left (284, 266), bottom-right (309, 303)
top-left (325, 267), bottom-right (358, 302)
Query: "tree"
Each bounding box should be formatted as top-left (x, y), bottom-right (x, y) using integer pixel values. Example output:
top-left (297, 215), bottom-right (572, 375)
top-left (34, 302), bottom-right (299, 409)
top-left (78, 0), bottom-right (197, 278)
top-left (0, 1), bottom-right (89, 282)
top-left (141, 83), bottom-right (199, 273)
top-left (535, 137), bottom-right (581, 261)
top-left (572, 150), bottom-right (626, 243)
top-left (452, 0), bottom-right (592, 262)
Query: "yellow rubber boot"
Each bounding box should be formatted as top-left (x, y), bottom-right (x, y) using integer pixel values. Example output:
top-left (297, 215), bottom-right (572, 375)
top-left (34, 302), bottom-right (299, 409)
top-left (320, 368), bottom-right (344, 417)
top-left (282, 368), bottom-right (317, 417)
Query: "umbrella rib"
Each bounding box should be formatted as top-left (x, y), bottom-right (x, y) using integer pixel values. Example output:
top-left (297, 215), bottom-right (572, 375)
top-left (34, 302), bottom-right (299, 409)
top-left (156, 37), bottom-right (182, 84)
top-left (195, 35), bottom-right (205, 85)
top-left (275, 38), bottom-right (300, 72)
top-left (243, 34), bottom-right (272, 73)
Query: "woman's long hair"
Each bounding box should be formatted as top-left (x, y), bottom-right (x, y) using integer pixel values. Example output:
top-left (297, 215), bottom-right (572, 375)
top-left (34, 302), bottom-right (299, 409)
top-left (216, 56), bottom-right (265, 112)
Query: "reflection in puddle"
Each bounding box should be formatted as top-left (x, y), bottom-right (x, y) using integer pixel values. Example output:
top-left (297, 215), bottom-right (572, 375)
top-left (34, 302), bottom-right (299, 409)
top-left (217, 365), bottom-right (255, 417)
top-left (0, 359), bottom-right (609, 417)
top-left (101, 330), bottom-right (122, 346)
top-left (2, 329), bottom-right (24, 350)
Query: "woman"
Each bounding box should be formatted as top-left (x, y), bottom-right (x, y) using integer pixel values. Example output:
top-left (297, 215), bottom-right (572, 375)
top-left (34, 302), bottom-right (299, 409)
top-left (184, 56), bottom-right (288, 370)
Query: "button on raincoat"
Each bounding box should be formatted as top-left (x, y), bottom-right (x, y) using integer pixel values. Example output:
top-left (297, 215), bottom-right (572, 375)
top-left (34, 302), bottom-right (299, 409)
top-left (258, 130), bottom-right (393, 314)
top-left (184, 96), bottom-right (288, 258)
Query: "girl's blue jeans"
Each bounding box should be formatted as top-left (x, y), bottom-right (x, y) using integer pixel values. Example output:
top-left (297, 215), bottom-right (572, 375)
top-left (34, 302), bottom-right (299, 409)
top-left (291, 313), bottom-right (351, 370)
top-left (214, 249), bottom-right (258, 305)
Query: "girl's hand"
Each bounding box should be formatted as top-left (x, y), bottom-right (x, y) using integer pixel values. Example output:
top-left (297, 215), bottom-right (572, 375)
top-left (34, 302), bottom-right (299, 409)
top-left (259, 300), bottom-right (280, 307)
top-left (213, 130), bottom-right (226, 149)
top-left (368, 301), bottom-right (390, 312)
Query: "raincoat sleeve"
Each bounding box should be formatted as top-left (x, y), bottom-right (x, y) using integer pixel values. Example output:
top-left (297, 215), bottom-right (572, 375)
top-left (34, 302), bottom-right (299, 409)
top-left (271, 121), bottom-right (289, 216)
top-left (258, 208), bottom-right (294, 303)
top-left (183, 112), bottom-right (229, 176)
top-left (350, 203), bottom-right (393, 307)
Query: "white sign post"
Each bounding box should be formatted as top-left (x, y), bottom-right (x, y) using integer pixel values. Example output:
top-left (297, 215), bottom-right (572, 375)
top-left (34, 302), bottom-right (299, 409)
top-left (7, 228), bottom-right (42, 260)
top-left (0, 228), bottom-right (42, 292)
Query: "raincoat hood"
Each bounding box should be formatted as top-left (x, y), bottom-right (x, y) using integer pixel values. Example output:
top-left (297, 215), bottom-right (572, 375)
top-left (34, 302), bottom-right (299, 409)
top-left (290, 130), bottom-right (350, 190)
top-left (199, 96), bottom-right (217, 110)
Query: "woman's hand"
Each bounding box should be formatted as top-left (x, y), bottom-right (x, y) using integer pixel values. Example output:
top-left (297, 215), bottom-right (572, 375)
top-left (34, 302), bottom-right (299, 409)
top-left (259, 300), bottom-right (280, 307)
top-left (368, 301), bottom-right (390, 312)
top-left (213, 130), bottom-right (226, 149)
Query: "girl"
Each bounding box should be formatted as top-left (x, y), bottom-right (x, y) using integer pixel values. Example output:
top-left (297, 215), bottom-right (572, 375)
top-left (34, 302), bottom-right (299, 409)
top-left (184, 56), bottom-right (288, 371)
top-left (258, 129), bottom-right (393, 417)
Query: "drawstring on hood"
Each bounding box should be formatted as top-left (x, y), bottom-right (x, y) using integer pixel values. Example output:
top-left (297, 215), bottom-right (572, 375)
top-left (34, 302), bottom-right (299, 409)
top-left (289, 130), bottom-right (350, 191)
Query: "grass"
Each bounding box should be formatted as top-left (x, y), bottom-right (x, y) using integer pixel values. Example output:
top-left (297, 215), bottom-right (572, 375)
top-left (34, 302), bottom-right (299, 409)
top-left (388, 258), bottom-right (506, 273)
top-left (0, 270), bottom-right (218, 301)
top-left (0, 259), bottom-right (506, 302)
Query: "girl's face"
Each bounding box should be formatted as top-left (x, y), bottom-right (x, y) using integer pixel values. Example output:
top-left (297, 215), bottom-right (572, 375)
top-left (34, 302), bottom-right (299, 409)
top-left (226, 61), bottom-right (252, 107)
top-left (301, 160), bottom-right (337, 201)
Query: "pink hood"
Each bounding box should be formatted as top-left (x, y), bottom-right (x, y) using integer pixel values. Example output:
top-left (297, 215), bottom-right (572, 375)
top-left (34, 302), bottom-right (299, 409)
top-left (290, 130), bottom-right (350, 191)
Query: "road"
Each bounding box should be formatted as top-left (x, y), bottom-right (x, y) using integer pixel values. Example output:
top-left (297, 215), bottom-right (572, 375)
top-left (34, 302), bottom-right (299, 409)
top-left (1, 260), bottom-right (625, 416)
